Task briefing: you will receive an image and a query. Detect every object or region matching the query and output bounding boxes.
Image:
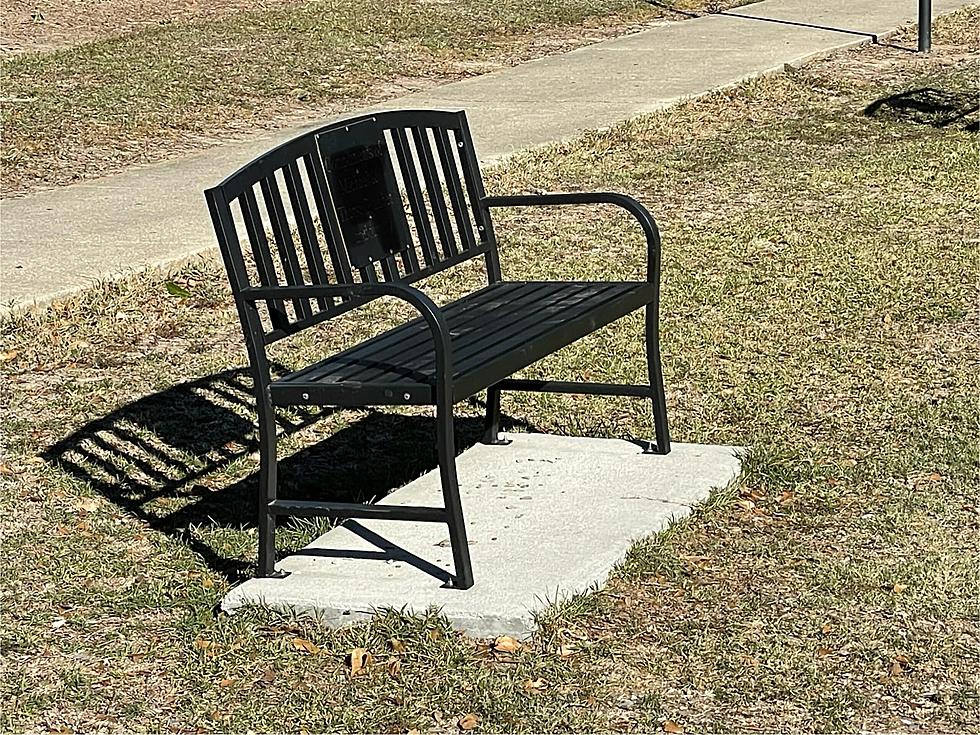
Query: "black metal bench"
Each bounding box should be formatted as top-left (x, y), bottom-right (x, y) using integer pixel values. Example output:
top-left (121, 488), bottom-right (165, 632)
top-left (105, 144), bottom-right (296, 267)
top-left (205, 109), bottom-right (670, 590)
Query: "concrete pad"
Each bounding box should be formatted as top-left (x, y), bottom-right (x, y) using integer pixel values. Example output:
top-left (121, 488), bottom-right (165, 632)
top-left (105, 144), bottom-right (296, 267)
top-left (222, 433), bottom-right (743, 638)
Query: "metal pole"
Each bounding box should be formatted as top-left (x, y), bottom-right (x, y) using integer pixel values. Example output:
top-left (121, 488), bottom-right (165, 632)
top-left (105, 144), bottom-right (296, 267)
top-left (918, 0), bottom-right (932, 52)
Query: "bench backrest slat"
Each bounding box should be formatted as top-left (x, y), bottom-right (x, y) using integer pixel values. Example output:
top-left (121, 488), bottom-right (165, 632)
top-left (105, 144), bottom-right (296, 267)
top-left (282, 159), bottom-right (331, 313)
top-left (390, 126), bottom-right (439, 269)
top-left (206, 110), bottom-right (497, 343)
top-left (434, 127), bottom-right (479, 254)
top-left (410, 125), bottom-right (459, 260)
top-left (259, 173), bottom-right (313, 321)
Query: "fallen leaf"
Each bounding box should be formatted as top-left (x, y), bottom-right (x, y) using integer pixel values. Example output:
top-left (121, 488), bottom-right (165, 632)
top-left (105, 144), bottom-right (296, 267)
top-left (202, 578), bottom-right (215, 589)
top-left (663, 720), bottom-right (684, 733)
top-left (259, 668), bottom-right (276, 684)
top-left (558, 644), bottom-right (576, 658)
top-left (778, 491), bottom-right (796, 505)
top-left (0, 462), bottom-right (14, 475)
top-left (387, 658), bottom-right (402, 677)
top-left (0, 350), bottom-right (19, 362)
top-left (390, 638), bottom-right (407, 654)
top-left (291, 637), bottom-right (320, 655)
top-left (218, 678), bottom-right (237, 688)
top-left (428, 629), bottom-right (443, 642)
top-left (348, 647), bottom-right (373, 676)
top-left (458, 713), bottom-right (479, 731)
top-left (77, 498), bottom-right (99, 513)
top-left (522, 677), bottom-right (547, 694)
top-left (492, 635), bottom-right (522, 653)
top-left (892, 583), bottom-right (908, 593)
top-left (890, 658), bottom-right (906, 677)
top-left (193, 637), bottom-right (214, 651)
top-left (821, 622), bottom-right (834, 635)
top-left (816, 646), bottom-right (832, 657)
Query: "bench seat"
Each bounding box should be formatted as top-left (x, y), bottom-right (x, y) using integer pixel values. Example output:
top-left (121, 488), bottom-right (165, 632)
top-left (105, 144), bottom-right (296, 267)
top-left (270, 280), bottom-right (655, 407)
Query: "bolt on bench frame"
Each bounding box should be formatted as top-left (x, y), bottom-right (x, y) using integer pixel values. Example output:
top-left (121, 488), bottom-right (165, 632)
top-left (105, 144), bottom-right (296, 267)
top-left (205, 110), bottom-right (670, 590)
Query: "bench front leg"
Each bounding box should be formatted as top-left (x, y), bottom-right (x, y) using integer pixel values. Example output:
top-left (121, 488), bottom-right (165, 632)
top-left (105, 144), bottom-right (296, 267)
top-left (241, 281), bottom-right (476, 588)
top-left (436, 388), bottom-right (474, 590)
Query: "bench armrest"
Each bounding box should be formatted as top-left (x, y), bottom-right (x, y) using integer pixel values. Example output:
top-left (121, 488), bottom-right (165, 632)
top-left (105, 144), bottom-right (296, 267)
top-left (240, 282), bottom-right (455, 388)
top-left (481, 192), bottom-right (662, 283)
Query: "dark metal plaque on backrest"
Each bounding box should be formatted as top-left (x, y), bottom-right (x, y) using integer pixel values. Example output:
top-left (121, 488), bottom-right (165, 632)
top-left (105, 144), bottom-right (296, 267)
top-left (321, 121), bottom-right (411, 270)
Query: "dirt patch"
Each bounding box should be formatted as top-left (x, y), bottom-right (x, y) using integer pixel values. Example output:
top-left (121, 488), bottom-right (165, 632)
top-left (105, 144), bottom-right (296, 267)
top-left (0, 0), bottom-right (297, 55)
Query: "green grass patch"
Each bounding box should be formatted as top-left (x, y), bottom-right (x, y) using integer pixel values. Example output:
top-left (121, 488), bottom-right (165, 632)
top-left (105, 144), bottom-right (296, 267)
top-left (1, 8), bottom-right (977, 733)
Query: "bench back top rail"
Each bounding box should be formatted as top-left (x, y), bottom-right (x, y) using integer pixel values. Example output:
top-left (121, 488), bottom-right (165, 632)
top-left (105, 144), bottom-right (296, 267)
top-left (206, 110), bottom-right (496, 343)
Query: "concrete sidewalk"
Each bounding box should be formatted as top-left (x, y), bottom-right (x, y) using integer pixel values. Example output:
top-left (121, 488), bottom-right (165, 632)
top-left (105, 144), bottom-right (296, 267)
top-left (1, 0), bottom-right (970, 310)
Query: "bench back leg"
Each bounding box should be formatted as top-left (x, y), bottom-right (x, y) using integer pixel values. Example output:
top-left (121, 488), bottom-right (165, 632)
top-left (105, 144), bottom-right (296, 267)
top-left (481, 385), bottom-right (511, 446)
top-left (645, 302), bottom-right (672, 455)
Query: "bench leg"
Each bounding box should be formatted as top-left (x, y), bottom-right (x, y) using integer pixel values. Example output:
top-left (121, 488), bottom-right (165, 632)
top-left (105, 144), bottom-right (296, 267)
top-left (437, 400), bottom-right (474, 589)
top-left (645, 302), bottom-right (672, 455)
top-left (256, 400), bottom-right (280, 577)
top-left (481, 385), bottom-right (511, 446)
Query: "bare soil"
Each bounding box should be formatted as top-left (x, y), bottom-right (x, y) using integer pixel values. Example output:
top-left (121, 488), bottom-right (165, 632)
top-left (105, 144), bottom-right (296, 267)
top-left (1, 0), bottom-right (295, 55)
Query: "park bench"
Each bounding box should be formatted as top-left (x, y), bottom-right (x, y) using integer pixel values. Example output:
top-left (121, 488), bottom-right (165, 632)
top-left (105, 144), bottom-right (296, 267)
top-left (205, 109), bottom-right (670, 590)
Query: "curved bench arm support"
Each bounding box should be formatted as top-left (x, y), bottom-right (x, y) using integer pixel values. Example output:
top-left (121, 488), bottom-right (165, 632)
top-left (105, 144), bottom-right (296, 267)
top-left (481, 192), bottom-right (662, 283)
top-left (241, 282), bottom-right (455, 396)
top-left (482, 192), bottom-right (670, 455)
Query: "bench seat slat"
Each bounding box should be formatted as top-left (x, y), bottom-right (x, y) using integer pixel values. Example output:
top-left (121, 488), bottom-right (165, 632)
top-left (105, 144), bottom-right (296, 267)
top-left (347, 282), bottom-right (603, 384)
top-left (335, 281), bottom-right (537, 383)
top-left (269, 280), bottom-right (654, 406)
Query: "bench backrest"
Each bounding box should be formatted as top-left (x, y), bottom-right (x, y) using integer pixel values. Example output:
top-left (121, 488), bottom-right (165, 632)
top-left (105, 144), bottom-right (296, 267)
top-left (205, 110), bottom-right (498, 343)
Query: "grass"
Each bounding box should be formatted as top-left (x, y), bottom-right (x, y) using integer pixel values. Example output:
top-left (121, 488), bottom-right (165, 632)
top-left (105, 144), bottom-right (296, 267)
top-left (1, 8), bottom-right (978, 732)
top-left (0, 0), bottom-right (735, 196)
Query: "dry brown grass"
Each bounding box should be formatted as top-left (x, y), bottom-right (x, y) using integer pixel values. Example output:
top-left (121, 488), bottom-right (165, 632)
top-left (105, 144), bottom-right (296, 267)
top-left (0, 8), bottom-right (977, 733)
top-left (0, 0), bottom-right (296, 55)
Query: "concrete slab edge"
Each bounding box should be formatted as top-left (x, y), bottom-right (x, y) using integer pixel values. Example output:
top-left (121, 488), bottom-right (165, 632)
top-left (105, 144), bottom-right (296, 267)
top-left (221, 594), bottom-right (538, 640)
